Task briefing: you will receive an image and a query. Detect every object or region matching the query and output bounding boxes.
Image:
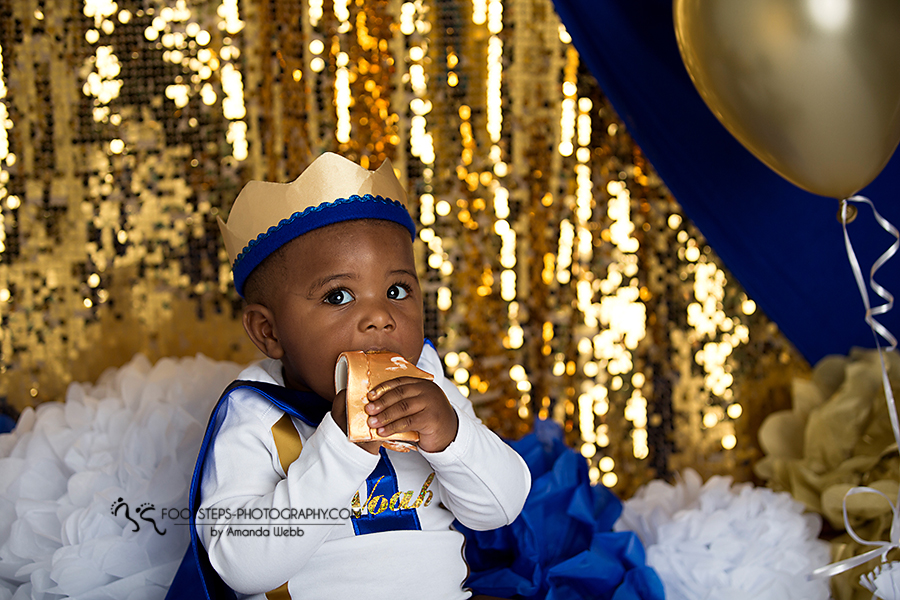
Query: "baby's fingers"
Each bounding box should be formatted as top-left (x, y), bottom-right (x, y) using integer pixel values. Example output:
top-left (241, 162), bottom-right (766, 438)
top-left (366, 377), bottom-right (423, 405)
top-left (366, 385), bottom-right (424, 433)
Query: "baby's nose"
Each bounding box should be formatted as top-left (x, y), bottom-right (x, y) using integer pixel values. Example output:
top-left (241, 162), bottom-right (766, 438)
top-left (359, 300), bottom-right (396, 331)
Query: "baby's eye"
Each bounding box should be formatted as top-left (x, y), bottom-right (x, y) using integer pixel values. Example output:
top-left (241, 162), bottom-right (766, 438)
top-left (387, 284), bottom-right (409, 300)
top-left (325, 289), bottom-right (354, 305)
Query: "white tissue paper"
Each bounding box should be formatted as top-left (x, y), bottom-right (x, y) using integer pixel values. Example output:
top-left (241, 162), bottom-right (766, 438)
top-left (0, 354), bottom-right (243, 600)
top-left (614, 469), bottom-right (832, 600)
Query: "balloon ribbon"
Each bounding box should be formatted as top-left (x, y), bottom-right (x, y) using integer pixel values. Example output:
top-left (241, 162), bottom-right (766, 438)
top-left (811, 195), bottom-right (900, 580)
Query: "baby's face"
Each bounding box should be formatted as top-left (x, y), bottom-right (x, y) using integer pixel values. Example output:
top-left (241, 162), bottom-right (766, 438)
top-left (269, 220), bottom-right (425, 399)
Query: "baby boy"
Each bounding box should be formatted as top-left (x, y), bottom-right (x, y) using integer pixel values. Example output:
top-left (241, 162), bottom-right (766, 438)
top-left (172, 153), bottom-right (530, 600)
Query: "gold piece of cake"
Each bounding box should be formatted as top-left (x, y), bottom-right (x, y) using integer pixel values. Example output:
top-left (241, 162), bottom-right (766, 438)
top-left (334, 351), bottom-right (433, 450)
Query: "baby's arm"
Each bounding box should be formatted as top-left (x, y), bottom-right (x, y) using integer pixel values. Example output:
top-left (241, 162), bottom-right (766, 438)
top-left (419, 377), bottom-right (531, 530)
top-left (198, 390), bottom-right (379, 595)
top-left (369, 344), bottom-right (531, 529)
top-left (343, 369), bottom-right (529, 528)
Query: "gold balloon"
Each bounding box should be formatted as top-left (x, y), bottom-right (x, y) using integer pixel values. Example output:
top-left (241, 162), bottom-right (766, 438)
top-left (674, 0), bottom-right (900, 199)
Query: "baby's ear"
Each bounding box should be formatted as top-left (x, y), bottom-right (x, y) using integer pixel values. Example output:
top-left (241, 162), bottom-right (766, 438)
top-left (242, 304), bottom-right (284, 359)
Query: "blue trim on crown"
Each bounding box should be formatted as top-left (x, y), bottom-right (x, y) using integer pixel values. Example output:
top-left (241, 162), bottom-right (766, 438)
top-left (232, 194), bottom-right (416, 297)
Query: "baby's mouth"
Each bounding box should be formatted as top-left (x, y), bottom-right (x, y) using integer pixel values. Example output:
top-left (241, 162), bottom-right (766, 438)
top-left (360, 347), bottom-right (414, 365)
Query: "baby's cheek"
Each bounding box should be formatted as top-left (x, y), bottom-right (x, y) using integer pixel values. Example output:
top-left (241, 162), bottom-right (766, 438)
top-left (284, 358), bottom-right (331, 398)
top-left (400, 330), bottom-right (426, 363)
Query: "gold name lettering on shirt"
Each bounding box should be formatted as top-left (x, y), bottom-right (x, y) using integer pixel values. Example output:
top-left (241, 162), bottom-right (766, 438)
top-left (351, 472), bottom-right (435, 517)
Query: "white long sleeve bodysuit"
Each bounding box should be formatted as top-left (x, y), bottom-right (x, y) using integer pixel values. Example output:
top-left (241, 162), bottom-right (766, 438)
top-left (197, 342), bottom-right (531, 599)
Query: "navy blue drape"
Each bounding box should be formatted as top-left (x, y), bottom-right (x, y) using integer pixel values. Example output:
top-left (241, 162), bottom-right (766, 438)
top-left (551, 0), bottom-right (900, 364)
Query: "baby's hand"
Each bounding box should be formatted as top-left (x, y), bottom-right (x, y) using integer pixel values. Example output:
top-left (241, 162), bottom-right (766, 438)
top-left (365, 378), bottom-right (459, 453)
top-left (331, 390), bottom-right (382, 455)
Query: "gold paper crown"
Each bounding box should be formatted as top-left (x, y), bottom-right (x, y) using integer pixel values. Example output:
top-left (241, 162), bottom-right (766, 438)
top-left (218, 152), bottom-right (415, 297)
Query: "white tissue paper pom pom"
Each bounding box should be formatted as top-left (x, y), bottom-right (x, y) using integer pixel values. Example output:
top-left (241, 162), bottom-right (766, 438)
top-left (0, 354), bottom-right (244, 599)
top-left (614, 469), bottom-right (832, 600)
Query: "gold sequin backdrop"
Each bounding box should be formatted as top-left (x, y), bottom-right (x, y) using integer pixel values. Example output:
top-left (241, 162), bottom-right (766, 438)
top-left (0, 0), bottom-right (806, 495)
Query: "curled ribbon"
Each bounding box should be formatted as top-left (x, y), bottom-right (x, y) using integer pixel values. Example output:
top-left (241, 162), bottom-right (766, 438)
top-left (811, 486), bottom-right (900, 578)
top-left (840, 196), bottom-right (900, 352)
top-left (811, 195), bottom-right (900, 581)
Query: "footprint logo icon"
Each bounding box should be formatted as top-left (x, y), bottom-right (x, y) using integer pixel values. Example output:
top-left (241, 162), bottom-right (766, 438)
top-left (110, 497), bottom-right (140, 532)
top-left (138, 502), bottom-right (166, 535)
